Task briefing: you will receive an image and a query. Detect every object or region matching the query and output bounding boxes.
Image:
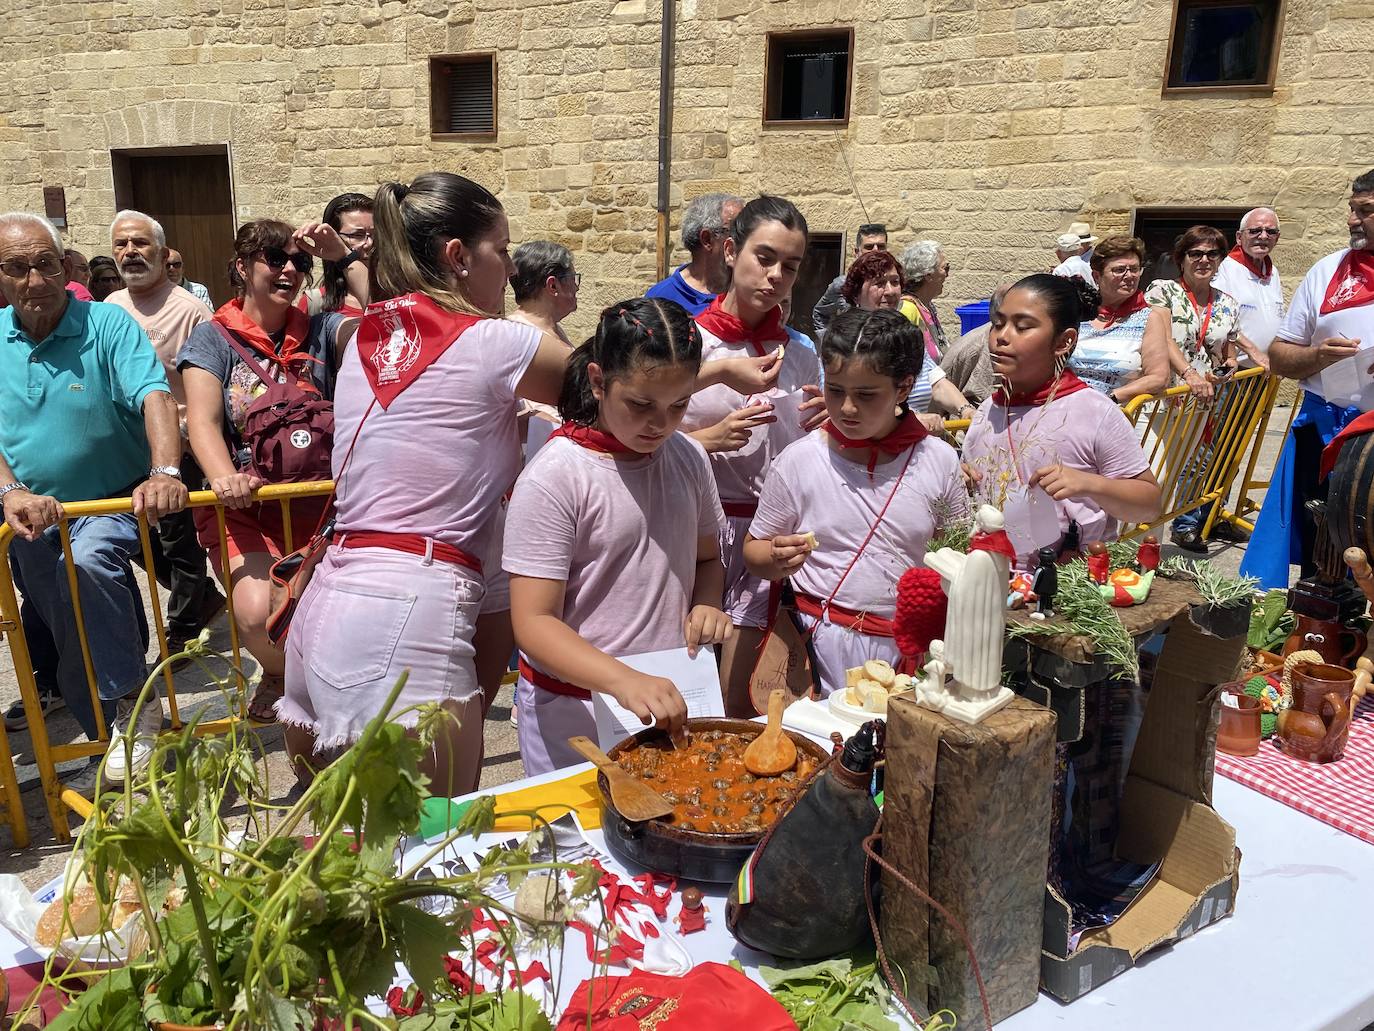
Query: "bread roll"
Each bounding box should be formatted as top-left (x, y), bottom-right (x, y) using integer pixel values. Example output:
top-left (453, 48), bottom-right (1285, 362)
top-left (863, 660), bottom-right (896, 688)
top-left (35, 885), bottom-right (102, 946)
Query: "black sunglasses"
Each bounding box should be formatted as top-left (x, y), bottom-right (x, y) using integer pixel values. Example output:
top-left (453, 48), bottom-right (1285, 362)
top-left (259, 248), bottom-right (313, 274)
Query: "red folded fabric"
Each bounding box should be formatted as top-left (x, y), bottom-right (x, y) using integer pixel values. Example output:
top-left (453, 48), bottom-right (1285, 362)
top-left (556, 962), bottom-right (799, 1031)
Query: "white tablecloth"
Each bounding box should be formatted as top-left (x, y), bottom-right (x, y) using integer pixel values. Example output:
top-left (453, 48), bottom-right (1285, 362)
top-left (418, 766), bottom-right (1374, 1031)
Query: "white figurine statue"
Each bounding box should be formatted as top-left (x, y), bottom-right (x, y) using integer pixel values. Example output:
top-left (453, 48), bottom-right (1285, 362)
top-left (919, 505), bottom-right (1016, 724)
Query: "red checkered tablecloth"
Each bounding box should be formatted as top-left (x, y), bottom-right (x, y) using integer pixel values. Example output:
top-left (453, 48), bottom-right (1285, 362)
top-left (1215, 696), bottom-right (1374, 844)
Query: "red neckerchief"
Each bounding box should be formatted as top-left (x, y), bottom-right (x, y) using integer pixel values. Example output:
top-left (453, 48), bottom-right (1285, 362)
top-left (822, 408), bottom-right (929, 477)
top-left (550, 422), bottom-right (637, 455)
top-left (1321, 409), bottom-right (1374, 481)
top-left (969, 528), bottom-right (1017, 563)
top-left (694, 295), bottom-right (786, 357)
top-left (1228, 244), bottom-right (1272, 283)
top-left (213, 298), bottom-right (315, 385)
top-left (1320, 249), bottom-right (1374, 315)
top-left (356, 292), bottom-right (482, 408)
top-left (1182, 281), bottom-right (1214, 348)
top-left (991, 369), bottom-right (1091, 407)
top-left (1096, 291), bottom-right (1147, 329)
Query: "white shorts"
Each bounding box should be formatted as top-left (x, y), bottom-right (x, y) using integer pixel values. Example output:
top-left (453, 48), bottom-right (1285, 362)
top-left (515, 675), bottom-right (596, 777)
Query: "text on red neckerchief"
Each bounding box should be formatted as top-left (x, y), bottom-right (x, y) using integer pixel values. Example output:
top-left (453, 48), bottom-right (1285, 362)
top-left (356, 292), bottom-right (483, 408)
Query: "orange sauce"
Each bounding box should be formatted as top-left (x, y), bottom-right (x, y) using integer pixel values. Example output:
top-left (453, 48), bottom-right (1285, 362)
top-left (617, 729), bottom-right (818, 834)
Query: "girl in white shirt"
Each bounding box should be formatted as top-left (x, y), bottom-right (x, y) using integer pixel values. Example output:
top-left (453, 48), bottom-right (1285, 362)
top-left (743, 308), bottom-right (967, 693)
top-left (505, 298), bottom-right (731, 773)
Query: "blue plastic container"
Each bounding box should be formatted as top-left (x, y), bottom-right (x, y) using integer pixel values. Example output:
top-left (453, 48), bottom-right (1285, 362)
top-left (955, 298), bottom-right (992, 335)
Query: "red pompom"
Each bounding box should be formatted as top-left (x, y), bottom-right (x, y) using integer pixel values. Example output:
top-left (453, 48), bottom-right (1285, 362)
top-left (895, 566), bottom-right (948, 659)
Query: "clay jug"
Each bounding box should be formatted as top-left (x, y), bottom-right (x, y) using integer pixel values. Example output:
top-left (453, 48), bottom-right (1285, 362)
top-left (1277, 662), bottom-right (1356, 764)
top-left (1282, 614), bottom-right (1365, 668)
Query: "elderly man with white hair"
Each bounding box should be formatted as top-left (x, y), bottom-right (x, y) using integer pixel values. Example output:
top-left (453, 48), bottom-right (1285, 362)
top-left (646, 192), bottom-right (744, 316)
top-left (1212, 207), bottom-right (1283, 372)
top-left (0, 211), bottom-right (187, 786)
top-left (106, 211), bottom-right (225, 662)
top-left (898, 239), bottom-right (952, 359)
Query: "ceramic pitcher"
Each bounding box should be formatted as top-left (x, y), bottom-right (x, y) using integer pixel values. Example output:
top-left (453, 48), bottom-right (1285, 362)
top-left (1282, 614), bottom-right (1366, 668)
top-left (1277, 661), bottom-right (1356, 764)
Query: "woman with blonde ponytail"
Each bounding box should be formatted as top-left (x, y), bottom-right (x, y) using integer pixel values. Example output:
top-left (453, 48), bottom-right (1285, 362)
top-left (279, 172), bottom-right (570, 794)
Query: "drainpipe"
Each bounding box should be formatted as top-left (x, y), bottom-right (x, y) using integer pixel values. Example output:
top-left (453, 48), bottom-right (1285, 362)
top-left (656, 0), bottom-right (676, 281)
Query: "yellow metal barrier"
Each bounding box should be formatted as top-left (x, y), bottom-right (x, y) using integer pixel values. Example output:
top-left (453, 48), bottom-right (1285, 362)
top-left (1118, 367), bottom-right (1275, 539)
top-left (939, 368), bottom-right (1282, 540)
top-left (0, 481), bottom-right (333, 843)
top-left (1226, 385), bottom-right (1297, 533)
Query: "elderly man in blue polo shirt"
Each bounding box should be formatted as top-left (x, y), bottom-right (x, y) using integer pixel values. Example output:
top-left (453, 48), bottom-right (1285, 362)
top-left (0, 212), bottom-right (188, 785)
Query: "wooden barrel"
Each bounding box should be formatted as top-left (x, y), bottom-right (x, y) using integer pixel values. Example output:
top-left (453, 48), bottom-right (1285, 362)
top-left (1325, 428), bottom-right (1374, 561)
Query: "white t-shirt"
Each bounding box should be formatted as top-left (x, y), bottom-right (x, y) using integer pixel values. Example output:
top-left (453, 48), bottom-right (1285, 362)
top-left (907, 360), bottom-right (948, 413)
top-left (748, 431), bottom-right (967, 618)
top-left (1212, 255), bottom-right (1284, 366)
top-left (503, 433), bottom-right (725, 660)
top-left (1053, 251), bottom-right (1094, 285)
top-left (332, 318), bottom-right (540, 559)
top-left (680, 325), bottom-right (821, 504)
top-left (1280, 249), bottom-right (1374, 404)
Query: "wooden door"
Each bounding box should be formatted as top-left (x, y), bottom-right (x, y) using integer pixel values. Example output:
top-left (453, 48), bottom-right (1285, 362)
top-left (789, 231), bottom-right (843, 340)
top-left (122, 153), bottom-right (236, 309)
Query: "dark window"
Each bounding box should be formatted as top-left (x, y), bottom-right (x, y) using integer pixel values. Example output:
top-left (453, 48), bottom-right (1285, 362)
top-left (788, 232), bottom-right (843, 339)
top-left (1166, 0), bottom-right (1281, 90)
top-left (764, 29), bottom-right (854, 126)
top-left (429, 54), bottom-right (497, 138)
top-left (1132, 208), bottom-right (1247, 288)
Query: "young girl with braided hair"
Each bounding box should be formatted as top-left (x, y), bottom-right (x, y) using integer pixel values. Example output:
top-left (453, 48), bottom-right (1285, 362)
top-left (743, 307), bottom-right (966, 692)
top-left (505, 298), bottom-right (732, 773)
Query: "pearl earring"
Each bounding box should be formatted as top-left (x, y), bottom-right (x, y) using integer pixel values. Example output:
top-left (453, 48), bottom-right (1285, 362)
top-left (459, 268), bottom-right (469, 278)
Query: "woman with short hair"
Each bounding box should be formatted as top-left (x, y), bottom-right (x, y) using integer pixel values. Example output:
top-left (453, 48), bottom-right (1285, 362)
top-left (1071, 235), bottom-right (1171, 403)
top-left (508, 240), bottom-right (579, 345)
top-left (898, 240), bottom-right (952, 359)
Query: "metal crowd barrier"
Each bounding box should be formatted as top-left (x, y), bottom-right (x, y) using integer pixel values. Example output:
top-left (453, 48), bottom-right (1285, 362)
top-left (0, 481), bottom-right (333, 843)
top-left (1118, 367), bottom-right (1275, 539)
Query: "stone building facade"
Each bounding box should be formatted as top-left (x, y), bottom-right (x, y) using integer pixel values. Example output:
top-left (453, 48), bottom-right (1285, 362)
top-left (2, 0), bottom-right (1370, 339)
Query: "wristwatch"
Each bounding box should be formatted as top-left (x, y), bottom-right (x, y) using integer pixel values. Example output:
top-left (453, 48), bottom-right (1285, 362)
top-left (0, 481), bottom-right (30, 501)
top-left (337, 249), bottom-right (363, 270)
top-left (149, 466), bottom-right (182, 480)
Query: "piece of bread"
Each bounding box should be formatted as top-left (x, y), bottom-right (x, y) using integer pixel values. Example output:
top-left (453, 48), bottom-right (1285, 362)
top-left (802, 531), bottom-right (819, 550)
top-left (863, 660), bottom-right (896, 688)
top-left (34, 877), bottom-right (142, 947)
top-left (845, 665), bottom-right (865, 689)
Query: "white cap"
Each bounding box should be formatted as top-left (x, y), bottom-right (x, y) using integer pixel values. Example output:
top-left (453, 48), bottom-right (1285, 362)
top-left (1055, 232), bottom-right (1081, 250)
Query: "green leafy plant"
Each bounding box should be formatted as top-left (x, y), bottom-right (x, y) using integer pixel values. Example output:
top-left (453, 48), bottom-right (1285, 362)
top-left (23, 641), bottom-right (597, 1031)
top-left (756, 954), bottom-right (905, 1031)
top-left (1247, 589), bottom-right (1295, 653)
top-left (927, 500), bottom-right (973, 555)
top-left (1007, 559), bottom-right (1140, 679)
top-left (1158, 555), bottom-right (1258, 607)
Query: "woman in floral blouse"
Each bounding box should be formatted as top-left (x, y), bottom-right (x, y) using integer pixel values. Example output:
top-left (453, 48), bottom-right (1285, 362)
top-left (1144, 225), bottom-right (1241, 400)
top-left (1143, 225), bottom-right (1243, 552)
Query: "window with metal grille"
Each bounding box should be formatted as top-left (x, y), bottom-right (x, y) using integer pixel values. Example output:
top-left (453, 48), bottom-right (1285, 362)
top-left (764, 29), bottom-right (854, 126)
top-left (429, 54), bottom-right (497, 138)
top-left (1164, 0), bottom-right (1282, 92)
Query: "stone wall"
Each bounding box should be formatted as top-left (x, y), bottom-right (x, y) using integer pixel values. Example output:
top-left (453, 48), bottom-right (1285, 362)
top-left (2, 0), bottom-right (1370, 340)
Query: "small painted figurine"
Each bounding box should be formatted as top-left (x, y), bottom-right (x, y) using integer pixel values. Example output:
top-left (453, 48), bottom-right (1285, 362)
top-left (1085, 541), bottom-right (1110, 585)
top-left (1059, 519), bottom-right (1083, 562)
top-left (676, 886), bottom-right (707, 935)
top-left (1033, 547), bottom-right (1058, 616)
top-left (1138, 535), bottom-right (1160, 572)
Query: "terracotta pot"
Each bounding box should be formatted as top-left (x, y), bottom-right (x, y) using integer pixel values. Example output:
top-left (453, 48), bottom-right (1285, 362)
top-left (1217, 690), bottom-right (1262, 757)
top-left (1277, 661), bottom-right (1356, 764)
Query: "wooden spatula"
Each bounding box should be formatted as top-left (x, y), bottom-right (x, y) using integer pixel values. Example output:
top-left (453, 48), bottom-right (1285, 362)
top-left (744, 688), bottom-right (798, 776)
top-left (568, 735), bottom-right (674, 822)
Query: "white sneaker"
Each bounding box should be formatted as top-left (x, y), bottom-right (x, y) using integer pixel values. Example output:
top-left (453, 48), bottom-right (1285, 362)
top-left (104, 687), bottom-right (164, 784)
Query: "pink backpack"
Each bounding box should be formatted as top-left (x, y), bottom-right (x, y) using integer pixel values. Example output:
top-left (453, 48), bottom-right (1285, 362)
top-left (213, 324), bottom-right (334, 484)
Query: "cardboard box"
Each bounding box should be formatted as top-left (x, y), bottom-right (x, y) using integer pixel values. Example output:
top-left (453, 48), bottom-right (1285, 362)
top-left (1006, 580), bottom-right (1249, 1003)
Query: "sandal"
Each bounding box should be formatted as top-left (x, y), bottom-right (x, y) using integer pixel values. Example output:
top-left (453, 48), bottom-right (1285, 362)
top-left (247, 674), bottom-right (285, 723)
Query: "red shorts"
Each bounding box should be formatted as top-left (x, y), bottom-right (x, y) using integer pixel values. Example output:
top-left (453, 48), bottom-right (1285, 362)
top-left (194, 497), bottom-right (329, 573)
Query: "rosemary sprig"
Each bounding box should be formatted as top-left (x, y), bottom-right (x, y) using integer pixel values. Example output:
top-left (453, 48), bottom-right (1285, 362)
top-left (1158, 555), bottom-right (1258, 606)
top-left (1007, 559), bottom-right (1140, 679)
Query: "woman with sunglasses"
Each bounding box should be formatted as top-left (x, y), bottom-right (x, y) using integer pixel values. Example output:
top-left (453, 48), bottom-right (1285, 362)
top-left (87, 256), bottom-right (125, 301)
top-left (177, 218), bottom-right (366, 721)
top-left (297, 192), bottom-right (374, 318)
top-left (1143, 225), bottom-right (1244, 552)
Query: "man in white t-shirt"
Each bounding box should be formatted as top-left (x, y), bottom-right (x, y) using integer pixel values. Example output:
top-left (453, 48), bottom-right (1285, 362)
top-left (105, 210), bottom-right (225, 658)
top-left (1242, 169), bottom-right (1374, 587)
top-left (1052, 222), bottom-right (1097, 284)
top-left (1213, 207), bottom-right (1284, 371)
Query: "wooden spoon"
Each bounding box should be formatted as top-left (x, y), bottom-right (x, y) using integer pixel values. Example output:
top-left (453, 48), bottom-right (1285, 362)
top-left (568, 735), bottom-right (674, 822)
top-left (744, 689), bottom-right (798, 777)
